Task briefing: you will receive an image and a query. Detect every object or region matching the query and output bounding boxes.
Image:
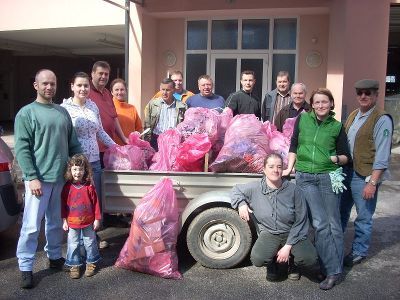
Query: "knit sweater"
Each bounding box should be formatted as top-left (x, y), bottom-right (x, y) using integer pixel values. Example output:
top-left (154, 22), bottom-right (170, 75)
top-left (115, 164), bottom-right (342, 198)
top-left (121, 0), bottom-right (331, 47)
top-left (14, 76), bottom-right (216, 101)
top-left (14, 101), bottom-right (82, 182)
top-left (61, 182), bottom-right (101, 229)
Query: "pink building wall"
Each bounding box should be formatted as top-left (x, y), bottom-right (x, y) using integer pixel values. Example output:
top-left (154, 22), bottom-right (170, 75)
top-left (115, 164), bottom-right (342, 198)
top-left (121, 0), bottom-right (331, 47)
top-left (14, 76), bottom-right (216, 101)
top-left (137, 13), bottom-right (331, 114)
top-left (297, 15), bottom-right (329, 95)
top-left (327, 0), bottom-right (391, 120)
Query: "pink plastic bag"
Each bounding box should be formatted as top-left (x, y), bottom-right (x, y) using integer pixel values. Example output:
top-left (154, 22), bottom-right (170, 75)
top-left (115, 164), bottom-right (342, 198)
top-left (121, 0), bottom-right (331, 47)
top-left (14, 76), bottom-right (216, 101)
top-left (176, 107), bottom-right (233, 162)
top-left (128, 132), bottom-right (156, 168)
top-left (210, 114), bottom-right (269, 173)
top-left (115, 177), bottom-right (182, 279)
top-left (103, 144), bottom-right (146, 170)
top-left (173, 133), bottom-right (212, 172)
top-left (211, 108), bottom-right (233, 159)
top-left (263, 118), bottom-right (296, 166)
top-left (149, 129), bottom-right (181, 171)
top-left (176, 107), bottom-right (220, 143)
top-left (282, 116), bottom-right (297, 139)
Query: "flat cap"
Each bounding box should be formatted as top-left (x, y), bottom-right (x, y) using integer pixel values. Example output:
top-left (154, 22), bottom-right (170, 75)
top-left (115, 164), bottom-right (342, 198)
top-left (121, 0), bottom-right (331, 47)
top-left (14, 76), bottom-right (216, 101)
top-left (354, 79), bottom-right (379, 90)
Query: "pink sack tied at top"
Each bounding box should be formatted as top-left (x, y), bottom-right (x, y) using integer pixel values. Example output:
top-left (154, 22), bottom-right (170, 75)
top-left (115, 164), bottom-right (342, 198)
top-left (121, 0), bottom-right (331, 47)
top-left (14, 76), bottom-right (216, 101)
top-left (149, 129), bottom-right (181, 171)
top-left (128, 131), bottom-right (156, 167)
top-left (263, 117), bottom-right (296, 167)
top-left (149, 129), bottom-right (212, 172)
top-left (210, 114), bottom-right (270, 173)
top-left (103, 131), bottom-right (155, 170)
top-left (176, 107), bottom-right (233, 160)
top-left (173, 133), bottom-right (212, 172)
top-left (115, 177), bottom-right (182, 279)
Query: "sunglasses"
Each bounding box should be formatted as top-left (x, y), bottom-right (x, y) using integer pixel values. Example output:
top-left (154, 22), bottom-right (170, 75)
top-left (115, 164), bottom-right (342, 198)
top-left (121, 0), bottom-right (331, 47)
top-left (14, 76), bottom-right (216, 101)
top-left (356, 89), bottom-right (373, 96)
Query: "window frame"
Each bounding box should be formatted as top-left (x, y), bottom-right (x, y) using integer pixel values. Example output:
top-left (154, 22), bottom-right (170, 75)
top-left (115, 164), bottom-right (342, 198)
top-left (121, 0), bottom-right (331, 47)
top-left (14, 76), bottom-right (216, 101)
top-left (184, 16), bottom-right (299, 98)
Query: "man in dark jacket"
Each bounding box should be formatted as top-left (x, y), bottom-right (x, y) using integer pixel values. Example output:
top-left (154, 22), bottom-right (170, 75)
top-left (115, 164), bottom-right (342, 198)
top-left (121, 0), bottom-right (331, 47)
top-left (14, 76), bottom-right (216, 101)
top-left (274, 82), bottom-right (310, 132)
top-left (261, 71), bottom-right (291, 122)
top-left (225, 70), bottom-right (261, 119)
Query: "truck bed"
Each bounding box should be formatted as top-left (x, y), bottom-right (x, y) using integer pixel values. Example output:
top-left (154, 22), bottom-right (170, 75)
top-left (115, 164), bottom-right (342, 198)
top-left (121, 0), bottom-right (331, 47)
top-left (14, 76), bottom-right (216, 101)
top-left (101, 170), bottom-right (262, 214)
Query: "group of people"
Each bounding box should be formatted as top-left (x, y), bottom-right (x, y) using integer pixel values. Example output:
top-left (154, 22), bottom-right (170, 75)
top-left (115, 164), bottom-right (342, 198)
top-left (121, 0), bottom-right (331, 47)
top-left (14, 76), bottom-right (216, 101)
top-left (142, 70), bottom-right (310, 149)
top-left (231, 79), bottom-right (393, 290)
top-left (14, 60), bottom-right (393, 292)
top-left (14, 61), bottom-right (143, 288)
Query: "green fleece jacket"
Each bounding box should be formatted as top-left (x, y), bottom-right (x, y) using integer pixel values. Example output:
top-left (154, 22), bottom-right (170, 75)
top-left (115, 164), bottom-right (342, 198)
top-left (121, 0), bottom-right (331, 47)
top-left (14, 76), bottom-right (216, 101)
top-left (296, 111), bottom-right (341, 173)
top-left (14, 101), bottom-right (82, 183)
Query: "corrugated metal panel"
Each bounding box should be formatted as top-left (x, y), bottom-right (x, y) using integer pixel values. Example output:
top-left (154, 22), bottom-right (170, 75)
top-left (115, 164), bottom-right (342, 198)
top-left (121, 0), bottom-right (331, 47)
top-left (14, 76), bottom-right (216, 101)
top-left (101, 170), bottom-right (262, 214)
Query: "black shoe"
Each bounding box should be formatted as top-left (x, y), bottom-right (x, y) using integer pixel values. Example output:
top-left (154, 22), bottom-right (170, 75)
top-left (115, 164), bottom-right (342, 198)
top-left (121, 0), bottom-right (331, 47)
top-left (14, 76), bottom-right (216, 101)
top-left (288, 256), bottom-right (300, 280)
top-left (49, 257), bottom-right (67, 271)
top-left (344, 253), bottom-right (366, 267)
top-left (266, 261), bottom-right (279, 282)
top-left (319, 274), bottom-right (342, 290)
top-left (20, 271), bottom-right (33, 289)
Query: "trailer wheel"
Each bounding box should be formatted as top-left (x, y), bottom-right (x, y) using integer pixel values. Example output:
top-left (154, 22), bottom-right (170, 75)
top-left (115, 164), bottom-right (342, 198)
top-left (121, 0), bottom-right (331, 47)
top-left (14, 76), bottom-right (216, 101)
top-left (186, 207), bottom-right (252, 269)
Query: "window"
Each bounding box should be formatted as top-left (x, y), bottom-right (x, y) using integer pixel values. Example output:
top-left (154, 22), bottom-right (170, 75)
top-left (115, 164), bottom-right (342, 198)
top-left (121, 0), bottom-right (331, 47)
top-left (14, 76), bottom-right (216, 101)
top-left (187, 21), bottom-right (208, 50)
top-left (272, 54), bottom-right (296, 89)
top-left (242, 19), bottom-right (269, 49)
top-left (185, 54), bottom-right (207, 94)
top-left (211, 20), bottom-right (238, 49)
top-left (273, 18), bottom-right (297, 50)
top-left (185, 18), bottom-right (298, 98)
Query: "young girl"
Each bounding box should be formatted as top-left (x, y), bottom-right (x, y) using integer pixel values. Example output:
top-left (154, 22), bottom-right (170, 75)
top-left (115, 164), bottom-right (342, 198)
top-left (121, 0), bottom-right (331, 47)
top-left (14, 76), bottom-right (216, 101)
top-left (61, 154), bottom-right (101, 279)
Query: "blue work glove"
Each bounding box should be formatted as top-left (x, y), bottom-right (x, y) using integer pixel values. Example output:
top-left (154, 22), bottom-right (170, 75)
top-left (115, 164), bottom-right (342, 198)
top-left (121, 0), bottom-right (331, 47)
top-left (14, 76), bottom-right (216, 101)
top-left (329, 167), bottom-right (347, 194)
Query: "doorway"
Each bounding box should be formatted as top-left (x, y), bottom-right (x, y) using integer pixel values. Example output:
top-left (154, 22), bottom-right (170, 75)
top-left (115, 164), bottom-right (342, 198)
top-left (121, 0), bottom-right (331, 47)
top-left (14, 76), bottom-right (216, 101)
top-left (210, 54), bottom-right (268, 100)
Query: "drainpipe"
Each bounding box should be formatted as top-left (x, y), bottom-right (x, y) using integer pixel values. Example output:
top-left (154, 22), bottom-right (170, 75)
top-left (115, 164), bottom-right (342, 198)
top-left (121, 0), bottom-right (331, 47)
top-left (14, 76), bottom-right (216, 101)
top-left (125, 0), bottom-right (130, 87)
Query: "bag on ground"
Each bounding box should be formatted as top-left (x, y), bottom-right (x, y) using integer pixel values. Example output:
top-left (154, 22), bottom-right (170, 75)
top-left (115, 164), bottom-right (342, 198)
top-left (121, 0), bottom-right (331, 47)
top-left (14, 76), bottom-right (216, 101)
top-left (115, 177), bottom-right (182, 279)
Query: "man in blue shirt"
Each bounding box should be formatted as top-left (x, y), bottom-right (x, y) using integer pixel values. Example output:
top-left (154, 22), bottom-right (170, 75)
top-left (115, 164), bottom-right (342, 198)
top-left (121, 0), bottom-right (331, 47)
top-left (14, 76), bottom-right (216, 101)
top-left (186, 75), bottom-right (225, 113)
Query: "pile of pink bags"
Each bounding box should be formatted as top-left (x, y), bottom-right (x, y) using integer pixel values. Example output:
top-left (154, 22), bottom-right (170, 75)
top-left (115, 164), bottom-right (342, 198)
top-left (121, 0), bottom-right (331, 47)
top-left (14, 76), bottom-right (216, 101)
top-left (210, 115), bottom-right (297, 173)
top-left (149, 130), bottom-right (212, 172)
top-left (210, 114), bottom-right (270, 173)
top-left (103, 108), bottom-right (296, 173)
top-left (115, 177), bottom-right (182, 279)
top-left (150, 108), bottom-right (233, 172)
top-left (104, 132), bottom-right (155, 170)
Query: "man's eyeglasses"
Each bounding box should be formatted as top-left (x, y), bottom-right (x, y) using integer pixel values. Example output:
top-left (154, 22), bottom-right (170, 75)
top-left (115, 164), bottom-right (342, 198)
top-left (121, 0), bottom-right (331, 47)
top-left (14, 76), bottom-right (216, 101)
top-left (356, 89), bottom-right (372, 96)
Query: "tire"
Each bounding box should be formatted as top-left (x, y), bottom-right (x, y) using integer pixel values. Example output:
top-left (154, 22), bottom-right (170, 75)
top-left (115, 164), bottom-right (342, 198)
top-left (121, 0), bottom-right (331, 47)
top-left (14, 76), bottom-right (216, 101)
top-left (186, 207), bottom-right (253, 269)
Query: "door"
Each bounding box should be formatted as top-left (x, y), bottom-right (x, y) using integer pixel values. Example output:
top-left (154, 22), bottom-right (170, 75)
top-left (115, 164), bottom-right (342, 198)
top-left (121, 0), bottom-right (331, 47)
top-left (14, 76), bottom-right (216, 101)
top-left (211, 54), bottom-right (268, 101)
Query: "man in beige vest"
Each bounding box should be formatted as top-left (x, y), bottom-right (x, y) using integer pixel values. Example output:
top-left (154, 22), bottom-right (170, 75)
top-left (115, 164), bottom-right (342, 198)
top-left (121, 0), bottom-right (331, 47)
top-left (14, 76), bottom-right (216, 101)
top-left (340, 79), bottom-right (393, 267)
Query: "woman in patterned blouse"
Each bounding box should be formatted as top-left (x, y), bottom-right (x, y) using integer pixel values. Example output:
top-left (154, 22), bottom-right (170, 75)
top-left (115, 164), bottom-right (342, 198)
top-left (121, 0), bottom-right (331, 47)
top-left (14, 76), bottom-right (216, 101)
top-left (61, 72), bottom-right (116, 205)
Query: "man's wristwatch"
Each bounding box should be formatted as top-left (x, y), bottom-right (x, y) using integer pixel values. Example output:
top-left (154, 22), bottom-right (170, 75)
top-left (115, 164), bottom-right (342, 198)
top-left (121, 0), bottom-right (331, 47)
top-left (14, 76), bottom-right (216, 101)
top-left (369, 179), bottom-right (377, 186)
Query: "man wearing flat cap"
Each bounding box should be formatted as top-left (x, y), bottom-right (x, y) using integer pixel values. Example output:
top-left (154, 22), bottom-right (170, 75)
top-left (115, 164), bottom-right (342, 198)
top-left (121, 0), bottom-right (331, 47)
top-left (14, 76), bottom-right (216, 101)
top-left (340, 79), bottom-right (393, 267)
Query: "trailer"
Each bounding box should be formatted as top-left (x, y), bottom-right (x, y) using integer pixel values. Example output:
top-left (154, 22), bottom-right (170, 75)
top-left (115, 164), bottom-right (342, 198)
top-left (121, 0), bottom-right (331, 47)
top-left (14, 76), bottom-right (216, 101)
top-left (101, 170), bottom-right (262, 269)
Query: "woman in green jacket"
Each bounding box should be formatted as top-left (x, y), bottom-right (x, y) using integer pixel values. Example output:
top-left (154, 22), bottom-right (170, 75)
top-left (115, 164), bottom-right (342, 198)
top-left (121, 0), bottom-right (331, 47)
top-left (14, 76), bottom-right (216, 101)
top-left (283, 88), bottom-right (351, 290)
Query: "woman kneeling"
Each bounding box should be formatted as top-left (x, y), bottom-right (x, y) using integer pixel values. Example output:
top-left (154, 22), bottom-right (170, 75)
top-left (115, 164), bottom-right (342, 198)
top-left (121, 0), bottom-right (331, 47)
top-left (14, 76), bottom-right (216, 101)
top-left (231, 154), bottom-right (319, 282)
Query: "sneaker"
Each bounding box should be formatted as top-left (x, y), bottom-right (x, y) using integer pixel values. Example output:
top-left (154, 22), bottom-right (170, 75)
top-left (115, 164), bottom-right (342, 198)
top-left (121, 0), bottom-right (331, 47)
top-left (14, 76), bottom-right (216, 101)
top-left (99, 240), bottom-right (109, 249)
top-left (344, 253), bottom-right (366, 267)
top-left (69, 266), bottom-right (80, 279)
top-left (266, 261), bottom-right (279, 282)
top-left (85, 263), bottom-right (96, 277)
top-left (20, 271), bottom-right (33, 289)
top-left (288, 264), bottom-right (300, 280)
top-left (49, 257), bottom-right (68, 271)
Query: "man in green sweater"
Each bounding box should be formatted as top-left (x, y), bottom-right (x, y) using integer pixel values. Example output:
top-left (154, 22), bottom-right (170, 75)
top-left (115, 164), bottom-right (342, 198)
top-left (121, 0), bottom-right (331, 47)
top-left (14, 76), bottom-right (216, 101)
top-left (14, 69), bottom-right (82, 289)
